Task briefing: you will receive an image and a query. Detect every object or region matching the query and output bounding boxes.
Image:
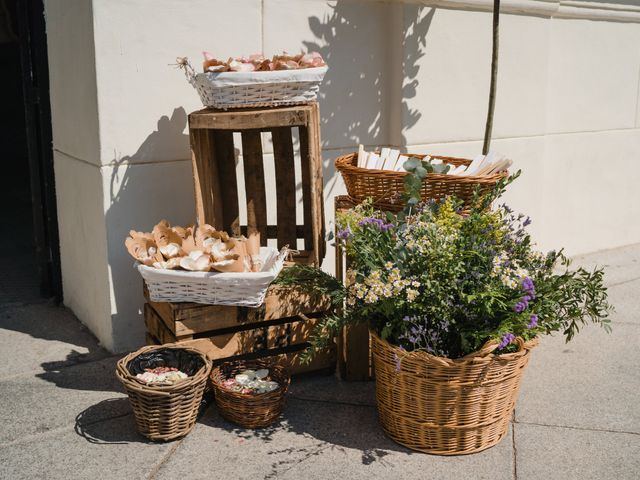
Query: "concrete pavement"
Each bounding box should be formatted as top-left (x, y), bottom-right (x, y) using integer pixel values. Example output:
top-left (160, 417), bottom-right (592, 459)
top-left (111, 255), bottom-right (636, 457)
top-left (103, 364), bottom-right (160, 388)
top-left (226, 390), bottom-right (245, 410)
top-left (1, 244), bottom-right (638, 480)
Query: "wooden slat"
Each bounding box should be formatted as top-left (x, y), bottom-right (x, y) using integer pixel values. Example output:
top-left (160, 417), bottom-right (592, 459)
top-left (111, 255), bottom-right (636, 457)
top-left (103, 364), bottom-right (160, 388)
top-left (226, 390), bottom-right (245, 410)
top-left (340, 323), bottom-right (371, 381)
top-left (271, 127), bottom-right (297, 249)
top-left (190, 129), bottom-right (223, 229)
top-left (213, 130), bottom-right (240, 235)
top-left (306, 103), bottom-right (325, 265)
top-left (144, 282), bottom-right (331, 337)
top-left (189, 106), bottom-right (310, 130)
top-left (241, 130), bottom-right (268, 245)
top-left (239, 224), bottom-right (305, 239)
top-left (145, 304), bottom-right (336, 375)
top-left (298, 126), bottom-right (314, 252)
top-left (144, 304), bottom-right (178, 344)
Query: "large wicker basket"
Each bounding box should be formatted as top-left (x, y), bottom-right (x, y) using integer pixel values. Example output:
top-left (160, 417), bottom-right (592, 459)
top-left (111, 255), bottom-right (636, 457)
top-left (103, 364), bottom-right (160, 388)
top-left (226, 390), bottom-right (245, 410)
top-left (116, 345), bottom-right (211, 441)
top-left (335, 152), bottom-right (507, 212)
top-left (370, 331), bottom-right (537, 455)
top-left (210, 359), bottom-right (290, 428)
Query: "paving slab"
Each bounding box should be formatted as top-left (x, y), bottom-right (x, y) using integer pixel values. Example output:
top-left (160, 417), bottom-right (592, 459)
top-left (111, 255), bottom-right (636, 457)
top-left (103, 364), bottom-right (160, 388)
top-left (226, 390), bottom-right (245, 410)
top-left (571, 243), bottom-right (640, 287)
top-left (0, 414), bottom-right (172, 480)
top-left (288, 373), bottom-right (376, 406)
top-left (606, 278), bottom-right (640, 325)
top-left (0, 356), bottom-right (127, 444)
top-left (514, 422), bottom-right (640, 480)
top-left (516, 322), bottom-right (640, 433)
top-left (156, 392), bottom-right (514, 480)
top-left (0, 303), bottom-right (110, 379)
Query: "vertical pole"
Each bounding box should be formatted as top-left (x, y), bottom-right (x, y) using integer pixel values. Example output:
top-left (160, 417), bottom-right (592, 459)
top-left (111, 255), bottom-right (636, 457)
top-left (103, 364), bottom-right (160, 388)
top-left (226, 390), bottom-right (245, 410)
top-left (482, 0), bottom-right (500, 155)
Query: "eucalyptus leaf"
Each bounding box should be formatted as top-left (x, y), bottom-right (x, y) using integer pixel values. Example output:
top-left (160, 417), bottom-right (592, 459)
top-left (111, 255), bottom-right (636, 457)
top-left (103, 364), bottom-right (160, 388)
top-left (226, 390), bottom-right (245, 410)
top-left (431, 163), bottom-right (450, 174)
top-left (403, 158), bottom-right (421, 172)
top-left (414, 165), bottom-right (428, 179)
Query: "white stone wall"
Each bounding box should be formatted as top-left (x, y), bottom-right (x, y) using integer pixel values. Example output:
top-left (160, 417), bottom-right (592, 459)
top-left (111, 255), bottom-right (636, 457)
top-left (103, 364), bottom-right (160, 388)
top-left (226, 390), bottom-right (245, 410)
top-left (45, 0), bottom-right (640, 352)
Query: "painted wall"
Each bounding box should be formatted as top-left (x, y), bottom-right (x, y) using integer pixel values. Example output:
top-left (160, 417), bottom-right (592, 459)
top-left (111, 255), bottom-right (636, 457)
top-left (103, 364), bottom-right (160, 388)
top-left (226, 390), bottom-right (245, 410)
top-left (44, 0), bottom-right (640, 352)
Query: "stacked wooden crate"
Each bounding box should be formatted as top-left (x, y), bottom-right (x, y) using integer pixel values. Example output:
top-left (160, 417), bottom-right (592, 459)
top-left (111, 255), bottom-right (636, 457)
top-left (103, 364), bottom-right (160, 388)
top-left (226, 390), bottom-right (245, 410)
top-left (144, 103), bottom-right (335, 374)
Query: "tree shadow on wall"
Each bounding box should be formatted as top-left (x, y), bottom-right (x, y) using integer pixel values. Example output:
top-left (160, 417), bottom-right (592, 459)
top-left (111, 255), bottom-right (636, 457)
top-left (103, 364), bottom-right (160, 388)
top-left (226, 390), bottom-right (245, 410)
top-left (105, 107), bottom-right (197, 353)
top-left (303, 2), bottom-right (434, 199)
top-left (302, 2), bottom-right (434, 249)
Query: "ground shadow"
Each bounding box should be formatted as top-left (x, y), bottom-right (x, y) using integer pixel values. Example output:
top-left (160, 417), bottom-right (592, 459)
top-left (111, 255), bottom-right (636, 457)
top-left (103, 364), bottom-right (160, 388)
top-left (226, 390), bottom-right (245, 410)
top-left (74, 398), bottom-right (139, 444)
top-left (198, 376), bottom-right (411, 473)
top-left (74, 392), bottom-right (215, 444)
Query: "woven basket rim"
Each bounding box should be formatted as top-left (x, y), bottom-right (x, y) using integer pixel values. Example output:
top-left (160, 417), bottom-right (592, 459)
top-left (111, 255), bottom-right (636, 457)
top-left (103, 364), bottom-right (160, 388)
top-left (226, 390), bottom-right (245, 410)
top-left (210, 360), bottom-right (291, 399)
top-left (116, 344), bottom-right (211, 393)
top-left (370, 330), bottom-right (538, 367)
top-left (335, 152), bottom-right (507, 181)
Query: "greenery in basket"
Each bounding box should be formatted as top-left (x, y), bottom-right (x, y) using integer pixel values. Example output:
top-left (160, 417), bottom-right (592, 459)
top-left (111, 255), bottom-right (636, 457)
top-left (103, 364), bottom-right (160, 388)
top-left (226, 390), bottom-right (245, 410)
top-left (275, 167), bottom-right (612, 361)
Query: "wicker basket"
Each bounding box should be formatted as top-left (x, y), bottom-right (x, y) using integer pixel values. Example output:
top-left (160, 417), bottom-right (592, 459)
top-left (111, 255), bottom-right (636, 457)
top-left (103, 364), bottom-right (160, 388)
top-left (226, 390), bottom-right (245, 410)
top-left (138, 247), bottom-right (287, 307)
top-left (335, 152), bottom-right (507, 212)
top-left (116, 345), bottom-right (211, 441)
top-left (180, 59), bottom-right (327, 109)
top-left (370, 331), bottom-right (537, 455)
top-left (210, 359), bottom-right (290, 428)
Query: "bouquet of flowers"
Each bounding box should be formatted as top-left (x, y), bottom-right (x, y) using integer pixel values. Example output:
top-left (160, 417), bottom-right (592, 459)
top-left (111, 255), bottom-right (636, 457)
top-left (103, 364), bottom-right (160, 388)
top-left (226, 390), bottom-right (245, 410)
top-left (276, 171), bottom-right (611, 360)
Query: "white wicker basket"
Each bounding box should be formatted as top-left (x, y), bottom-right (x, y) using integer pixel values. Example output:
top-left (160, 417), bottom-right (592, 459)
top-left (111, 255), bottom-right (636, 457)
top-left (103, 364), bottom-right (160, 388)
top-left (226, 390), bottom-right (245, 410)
top-left (179, 59), bottom-right (327, 109)
top-left (138, 247), bottom-right (288, 307)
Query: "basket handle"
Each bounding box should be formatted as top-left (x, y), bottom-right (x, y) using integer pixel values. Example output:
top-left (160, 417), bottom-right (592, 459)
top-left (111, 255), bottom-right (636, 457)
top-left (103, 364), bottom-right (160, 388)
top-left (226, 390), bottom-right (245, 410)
top-left (174, 56), bottom-right (197, 86)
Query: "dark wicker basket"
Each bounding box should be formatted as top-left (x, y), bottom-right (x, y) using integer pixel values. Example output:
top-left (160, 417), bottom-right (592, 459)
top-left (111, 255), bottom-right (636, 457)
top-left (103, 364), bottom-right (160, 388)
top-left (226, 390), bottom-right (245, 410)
top-left (116, 344), bottom-right (211, 441)
top-left (335, 152), bottom-right (507, 212)
top-left (210, 359), bottom-right (290, 428)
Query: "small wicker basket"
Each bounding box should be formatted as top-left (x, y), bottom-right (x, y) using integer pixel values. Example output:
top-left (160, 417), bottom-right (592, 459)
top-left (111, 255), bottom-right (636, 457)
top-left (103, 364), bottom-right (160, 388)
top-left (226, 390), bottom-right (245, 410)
top-left (138, 246), bottom-right (287, 307)
top-left (210, 359), bottom-right (290, 429)
top-left (335, 152), bottom-right (507, 212)
top-left (370, 331), bottom-right (537, 455)
top-left (116, 345), bottom-right (211, 441)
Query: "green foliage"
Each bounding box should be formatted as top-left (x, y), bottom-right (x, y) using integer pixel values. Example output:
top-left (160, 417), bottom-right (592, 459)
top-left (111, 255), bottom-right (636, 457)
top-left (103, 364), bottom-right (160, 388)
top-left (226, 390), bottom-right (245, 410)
top-left (278, 176), bottom-right (612, 360)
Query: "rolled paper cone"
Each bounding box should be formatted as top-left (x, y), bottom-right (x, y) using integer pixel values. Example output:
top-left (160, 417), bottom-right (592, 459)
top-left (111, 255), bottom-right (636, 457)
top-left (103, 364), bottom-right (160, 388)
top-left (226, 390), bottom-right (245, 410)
top-left (247, 232), bottom-right (262, 272)
top-left (237, 237), bottom-right (251, 272)
top-left (211, 254), bottom-right (245, 272)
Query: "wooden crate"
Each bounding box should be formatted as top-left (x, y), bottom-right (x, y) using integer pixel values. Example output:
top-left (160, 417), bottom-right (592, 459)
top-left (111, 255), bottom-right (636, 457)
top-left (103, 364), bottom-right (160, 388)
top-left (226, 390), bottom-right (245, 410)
top-left (143, 284), bottom-right (336, 376)
top-left (189, 103), bottom-right (325, 266)
top-left (141, 103), bottom-right (333, 376)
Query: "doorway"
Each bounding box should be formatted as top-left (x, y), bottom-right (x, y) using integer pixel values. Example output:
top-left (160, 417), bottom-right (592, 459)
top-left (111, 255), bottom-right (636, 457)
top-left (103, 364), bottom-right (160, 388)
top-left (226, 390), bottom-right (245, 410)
top-left (0, 0), bottom-right (61, 303)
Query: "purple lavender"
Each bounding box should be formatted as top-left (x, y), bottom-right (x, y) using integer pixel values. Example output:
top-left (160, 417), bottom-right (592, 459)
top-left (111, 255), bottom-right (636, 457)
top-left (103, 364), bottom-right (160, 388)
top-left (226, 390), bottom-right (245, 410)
top-left (513, 296), bottom-right (530, 313)
top-left (498, 333), bottom-right (516, 350)
top-left (336, 227), bottom-right (352, 240)
top-left (527, 314), bottom-right (539, 329)
top-left (358, 217), bottom-right (395, 232)
top-left (522, 277), bottom-right (536, 298)
top-left (399, 315), bottom-right (449, 356)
